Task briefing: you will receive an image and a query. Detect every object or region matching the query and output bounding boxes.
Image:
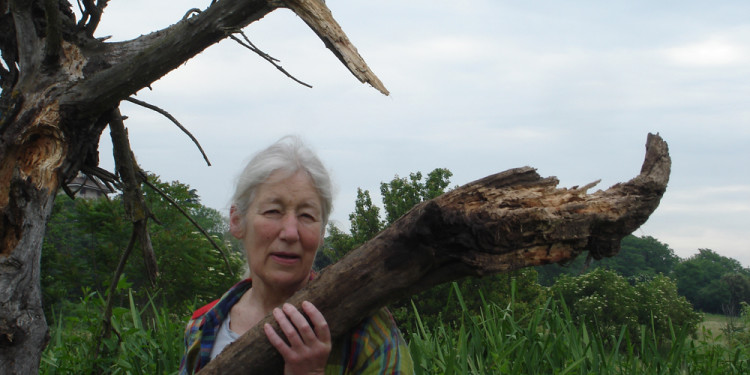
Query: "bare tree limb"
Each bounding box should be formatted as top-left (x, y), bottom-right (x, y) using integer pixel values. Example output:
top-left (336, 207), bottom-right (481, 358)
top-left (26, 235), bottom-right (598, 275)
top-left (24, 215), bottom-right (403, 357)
top-left (63, 0), bottom-right (387, 116)
top-left (63, 0), bottom-right (281, 113)
top-left (82, 0), bottom-right (108, 37)
top-left (9, 0), bottom-right (42, 80)
top-left (91, 107), bottom-right (157, 366)
top-left (81, 165), bottom-right (119, 192)
top-left (281, 0), bottom-right (389, 95)
top-left (124, 96), bottom-right (211, 166)
top-left (108, 107), bottom-right (158, 284)
top-left (42, 0), bottom-right (61, 69)
top-left (229, 31), bottom-right (312, 88)
top-left (199, 133), bottom-right (670, 374)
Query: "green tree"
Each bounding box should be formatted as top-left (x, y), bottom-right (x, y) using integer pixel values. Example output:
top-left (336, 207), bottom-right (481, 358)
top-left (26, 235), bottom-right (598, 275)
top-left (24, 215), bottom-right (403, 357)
top-left (42, 175), bottom-right (244, 317)
top-left (673, 249), bottom-right (749, 314)
top-left (598, 235), bottom-right (679, 278)
top-left (722, 273), bottom-right (750, 314)
top-left (380, 168), bottom-right (453, 224)
top-left (536, 235), bottom-right (679, 286)
top-left (349, 188), bottom-right (383, 245)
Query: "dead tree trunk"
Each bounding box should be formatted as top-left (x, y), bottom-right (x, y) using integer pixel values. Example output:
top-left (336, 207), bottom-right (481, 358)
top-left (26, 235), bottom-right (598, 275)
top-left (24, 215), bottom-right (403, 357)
top-left (0, 1), bottom-right (384, 373)
top-left (200, 133), bottom-right (670, 374)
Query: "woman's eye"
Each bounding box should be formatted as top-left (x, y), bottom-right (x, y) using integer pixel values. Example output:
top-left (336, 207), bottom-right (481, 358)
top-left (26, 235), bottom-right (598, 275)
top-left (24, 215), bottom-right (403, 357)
top-left (263, 209), bottom-right (281, 216)
top-left (300, 213), bottom-right (318, 222)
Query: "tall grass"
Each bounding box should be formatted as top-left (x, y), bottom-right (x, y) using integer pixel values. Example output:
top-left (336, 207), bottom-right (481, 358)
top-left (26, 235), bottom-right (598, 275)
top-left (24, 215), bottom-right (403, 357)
top-left (41, 282), bottom-right (749, 374)
top-left (408, 283), bottom-right (750, 374)
top-left (41, 289), bottom-right (185, 374)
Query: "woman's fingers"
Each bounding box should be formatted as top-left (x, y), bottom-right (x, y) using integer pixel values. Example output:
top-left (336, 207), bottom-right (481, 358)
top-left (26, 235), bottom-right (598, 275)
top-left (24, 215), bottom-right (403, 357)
top-left (301, 301), bottom-right (331, 343)
top-left (264, 302), bottom-right (332, 349)
top-left (273, 304), bottom-right (306, 347)
top-left (264, 301), bottom-right (332, 375)
top-left (264, 321), bottom-right (293, 356)
top-left (283, 303), bottom-right (317, 344)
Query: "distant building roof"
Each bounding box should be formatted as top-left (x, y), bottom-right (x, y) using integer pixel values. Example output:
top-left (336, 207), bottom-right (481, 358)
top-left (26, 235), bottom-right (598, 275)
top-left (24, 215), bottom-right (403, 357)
top-left (65, 173), bottom-right (115, 200)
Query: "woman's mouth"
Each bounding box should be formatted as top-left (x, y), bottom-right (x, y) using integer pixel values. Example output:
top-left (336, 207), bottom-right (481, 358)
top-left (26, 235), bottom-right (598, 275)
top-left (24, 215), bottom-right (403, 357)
top-left (271, 252), bottom-right (301, 265)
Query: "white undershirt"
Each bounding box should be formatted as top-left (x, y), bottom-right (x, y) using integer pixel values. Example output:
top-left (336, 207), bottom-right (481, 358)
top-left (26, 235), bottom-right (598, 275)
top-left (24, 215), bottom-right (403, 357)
top-left (210, 314), bottom-right (240, 359)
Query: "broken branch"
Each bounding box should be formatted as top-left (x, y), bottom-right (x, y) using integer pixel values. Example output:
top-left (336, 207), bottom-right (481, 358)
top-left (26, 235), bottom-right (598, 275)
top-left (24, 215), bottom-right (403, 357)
top-left (229, 31), bottom-right (312, 88)
top-left (282, 0), bottom-right (389, 95)
top-left (124, 97), bottom-right (211, 166)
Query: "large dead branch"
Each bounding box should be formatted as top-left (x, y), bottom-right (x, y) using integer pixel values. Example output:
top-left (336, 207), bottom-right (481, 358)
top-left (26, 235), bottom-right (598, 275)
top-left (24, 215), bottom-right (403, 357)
top-left (63, 0), bottom-right (387, 118)
top-left (199, 133), bottom-right (670, 374)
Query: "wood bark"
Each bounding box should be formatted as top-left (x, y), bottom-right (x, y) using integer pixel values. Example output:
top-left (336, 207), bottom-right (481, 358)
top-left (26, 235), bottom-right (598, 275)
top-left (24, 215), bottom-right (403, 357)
top-left (0, 1), bottom-right (385, 373)
top-left (200, 133), bottom-right (671, 374)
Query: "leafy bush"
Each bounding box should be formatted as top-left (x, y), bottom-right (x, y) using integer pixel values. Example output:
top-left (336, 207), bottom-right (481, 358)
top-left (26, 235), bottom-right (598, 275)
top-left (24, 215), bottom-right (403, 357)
top-left (551, 268), bottom-right (701, 346)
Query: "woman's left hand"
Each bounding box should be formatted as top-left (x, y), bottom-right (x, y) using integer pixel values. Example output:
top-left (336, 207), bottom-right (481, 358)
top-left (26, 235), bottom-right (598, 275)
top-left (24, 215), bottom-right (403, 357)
top-left (264, 301), bottom-right (332, 375)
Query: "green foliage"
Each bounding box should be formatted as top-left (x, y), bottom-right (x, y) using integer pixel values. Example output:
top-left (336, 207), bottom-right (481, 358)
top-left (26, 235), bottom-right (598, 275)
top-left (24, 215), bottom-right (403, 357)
top-left (40, 285), bottom-right (185, 375)
top-left (721, 273), bottom-right (750, 313)
top-left (551, 268), bottom-right (702, 347)
top-left (674, 249), bottom-right (750, 314)
top-left (409, 284), bottom-right (749, 375)
top-left (349, 188), bottom-right (383, 244)
top-left (41, 194), bottom-right (129, 317)
top-left (535, 235), bottom-right (679, 286)
top-left (392, 269), bottom-right (547, 335)
top-left (42, 175), bottom-right (245, 318)
top-left (601, 235), bottom-right (680, 278)
top-left (322, 168), bottom-right (454, 265)
top-left (139, 176), bottom-right (245, 311)
top-left (379, 168), bottom-right (453, 225)
top-left (734, 302), bottom-right (750, 345)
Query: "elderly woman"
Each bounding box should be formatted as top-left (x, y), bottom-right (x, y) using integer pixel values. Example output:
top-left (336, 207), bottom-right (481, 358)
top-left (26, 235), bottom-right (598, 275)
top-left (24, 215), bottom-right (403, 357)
top-left (179, 136), bottom-right (413, 374)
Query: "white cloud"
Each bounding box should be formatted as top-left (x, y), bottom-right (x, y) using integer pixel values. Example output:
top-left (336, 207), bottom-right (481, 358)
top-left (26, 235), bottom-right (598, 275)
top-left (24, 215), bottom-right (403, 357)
top-left (663, 36), bottom-right (750, 67)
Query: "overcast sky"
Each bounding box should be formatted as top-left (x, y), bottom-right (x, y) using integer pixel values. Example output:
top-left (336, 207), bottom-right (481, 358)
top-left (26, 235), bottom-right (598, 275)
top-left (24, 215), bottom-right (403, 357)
top-left (91, 1), bottom-right (750, 266)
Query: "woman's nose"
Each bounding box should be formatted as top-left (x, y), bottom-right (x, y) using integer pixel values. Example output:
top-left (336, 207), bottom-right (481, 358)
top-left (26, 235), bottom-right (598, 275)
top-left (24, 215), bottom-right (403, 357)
top-left (278, 214), bottom-right (300, 242)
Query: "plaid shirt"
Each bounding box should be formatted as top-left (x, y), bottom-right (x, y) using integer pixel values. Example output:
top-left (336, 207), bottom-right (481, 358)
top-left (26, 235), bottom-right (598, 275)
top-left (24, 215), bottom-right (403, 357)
top-left (179, 278), bottom-right (414, 374)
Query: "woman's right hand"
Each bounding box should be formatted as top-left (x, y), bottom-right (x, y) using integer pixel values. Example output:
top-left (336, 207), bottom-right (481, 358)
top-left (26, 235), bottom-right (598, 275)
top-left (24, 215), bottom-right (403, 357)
top-left (264, 301), bottom-right (332, 375)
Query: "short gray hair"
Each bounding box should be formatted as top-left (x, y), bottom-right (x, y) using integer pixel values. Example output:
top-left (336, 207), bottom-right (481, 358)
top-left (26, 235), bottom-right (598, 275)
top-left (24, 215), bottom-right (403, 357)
top-left (231, 136), bottom-right (333, 228)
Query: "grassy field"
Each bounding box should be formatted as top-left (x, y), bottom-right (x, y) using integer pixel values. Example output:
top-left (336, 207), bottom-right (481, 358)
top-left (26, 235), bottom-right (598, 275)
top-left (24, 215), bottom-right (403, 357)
top-left (698, 312), bottom-right (749, 347)
top-left (700, 314), bottom-right (728, 339)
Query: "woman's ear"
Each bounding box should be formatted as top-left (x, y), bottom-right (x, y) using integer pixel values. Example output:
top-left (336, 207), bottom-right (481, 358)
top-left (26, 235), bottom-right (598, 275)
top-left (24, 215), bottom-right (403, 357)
top-left (229, 205), bottom-right (246, 239)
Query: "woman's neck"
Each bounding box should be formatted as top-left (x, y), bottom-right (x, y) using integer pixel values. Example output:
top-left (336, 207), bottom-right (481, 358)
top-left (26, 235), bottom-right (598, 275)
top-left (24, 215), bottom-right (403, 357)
top-left (246, 281), bottom-right (296, 314)
top-left (229, 279), bottom-right (303, 335)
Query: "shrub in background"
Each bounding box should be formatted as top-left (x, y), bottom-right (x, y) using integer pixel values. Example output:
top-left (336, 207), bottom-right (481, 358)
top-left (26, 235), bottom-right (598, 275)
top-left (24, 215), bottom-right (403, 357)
top-left (551, 268), bottom-right (701, 345)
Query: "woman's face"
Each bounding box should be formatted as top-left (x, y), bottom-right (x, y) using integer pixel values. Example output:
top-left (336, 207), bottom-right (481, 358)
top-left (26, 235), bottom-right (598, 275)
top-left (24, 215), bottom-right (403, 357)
top-left (230, 170), bottom-right (323, 294)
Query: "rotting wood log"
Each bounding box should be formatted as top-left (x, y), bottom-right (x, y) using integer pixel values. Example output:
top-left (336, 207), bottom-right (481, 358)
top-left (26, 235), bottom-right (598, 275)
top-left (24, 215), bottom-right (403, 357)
top-left (200, 133), bottom-right (671, 374)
